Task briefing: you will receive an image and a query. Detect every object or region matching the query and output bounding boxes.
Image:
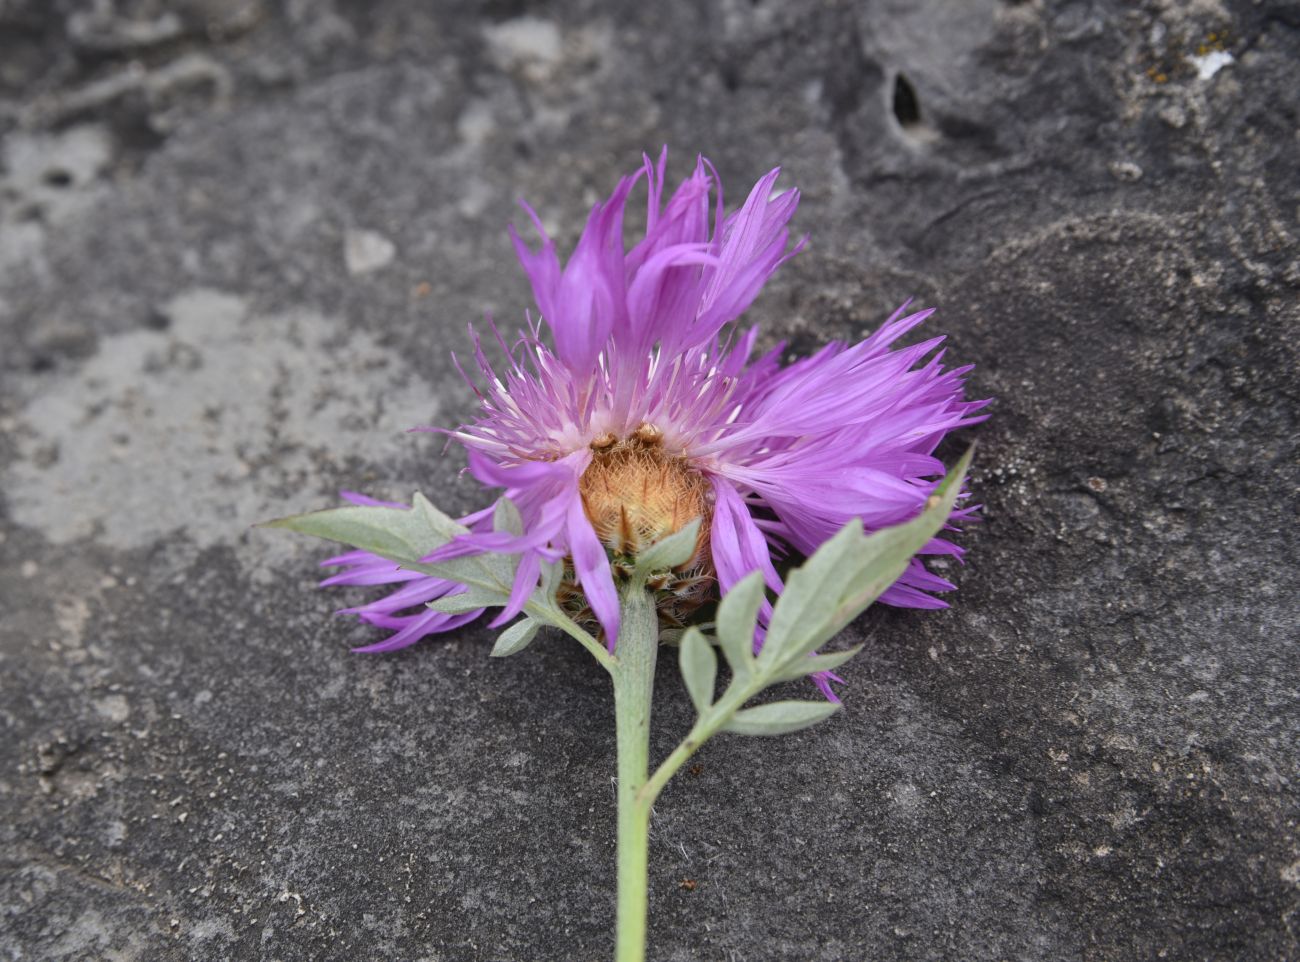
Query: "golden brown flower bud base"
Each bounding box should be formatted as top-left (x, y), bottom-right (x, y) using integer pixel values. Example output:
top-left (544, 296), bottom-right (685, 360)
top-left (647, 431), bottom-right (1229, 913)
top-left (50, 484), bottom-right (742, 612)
top-left (564, 424), bottom-right (715, 631)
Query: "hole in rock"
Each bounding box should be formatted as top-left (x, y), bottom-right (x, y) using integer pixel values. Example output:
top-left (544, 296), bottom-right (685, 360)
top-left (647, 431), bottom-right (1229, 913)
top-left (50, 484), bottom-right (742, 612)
top-left (144, 308), bottom-right (172, 331)
top-left (42, 168), bottom-right (73, 188)
top-left (892, 73), bottom-right (922, 129)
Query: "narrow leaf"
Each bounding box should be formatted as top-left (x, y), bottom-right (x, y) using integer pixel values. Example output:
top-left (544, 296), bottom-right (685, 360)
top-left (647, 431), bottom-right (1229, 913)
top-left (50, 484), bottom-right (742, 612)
top-left (266, 492), bottom-right (525, 603)
top-left (769, 645), bottom-right (864, 683)
top-left (767, 448), bottom-right (974, 672)
top-left (412, 492), bottom-right (469, 541)
top-left (403, 552), bottom-right (516, 595)
top-left (633, 519), bottom-right (702, 578)
top-left (678, 627), bottom-right (717, 714)
top-left (493, 497), bottom-right (524, 537)
top-left (816, 448), bottom-right (973, 649)
top-left (539, 559), bottom-right (563, 604)
top-left (722, 700), bottom-right (841, 737)
top-left (714, 570), bottom-right (764, 675)
top-left (930, 446), bottom-right (974, 501)
top-left (759, 519), bottom-right (864, 666)
top-left (491, 618), bottom-right (540, 657)
top-left (426, 586), bottom-right (503, 614)
top-left (261, 503), bottom-right (445, 564)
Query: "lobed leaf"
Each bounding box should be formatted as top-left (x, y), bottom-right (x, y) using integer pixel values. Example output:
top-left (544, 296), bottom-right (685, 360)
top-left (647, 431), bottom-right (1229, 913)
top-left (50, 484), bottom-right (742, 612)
top-left (813, 448), bottom-right (973, 649)
top-left (265, 491), bottom-right (610, 661)
top-left (764, 449), bottom-right (973, 675)
top-left (261, 501), bottom-right (452, 565)
top-left (263, 490), bottom-right (524, 601)
top-left (403, 552), bottom-right (516, 595)
top-left (759, 519), bottom-right (864, 668)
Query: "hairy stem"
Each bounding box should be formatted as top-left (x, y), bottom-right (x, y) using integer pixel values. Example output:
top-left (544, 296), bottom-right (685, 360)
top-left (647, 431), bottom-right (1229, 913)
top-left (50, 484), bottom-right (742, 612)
top-left (535, 602), bottom-right (616, 674)
top-left (612, 585), bottom-right (659, 962)
top-left (638, 677), bottom-right (764, 807)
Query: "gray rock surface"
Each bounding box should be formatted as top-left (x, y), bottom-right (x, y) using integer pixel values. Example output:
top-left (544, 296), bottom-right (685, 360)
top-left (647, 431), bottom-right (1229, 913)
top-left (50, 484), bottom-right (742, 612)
top-left (2, 1), bottom-right (1296, 960)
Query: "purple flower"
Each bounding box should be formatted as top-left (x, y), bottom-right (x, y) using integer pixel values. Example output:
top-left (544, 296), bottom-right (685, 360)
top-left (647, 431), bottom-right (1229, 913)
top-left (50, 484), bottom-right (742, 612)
top-left (322, 150), bottom-right (988, 679)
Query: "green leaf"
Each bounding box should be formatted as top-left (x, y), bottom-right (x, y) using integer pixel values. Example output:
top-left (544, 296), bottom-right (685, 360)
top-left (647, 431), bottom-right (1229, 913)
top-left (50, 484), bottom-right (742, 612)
top-left (632, 519), bottom-right (702, 579)
top-left (678, 627), bottom-right (717, 714)
top-left (819, 447), bottom-right (973, 642)
top-left (759, 519), bottom-right (864, 667)
top-left (491, 618), bottom-right (540, 657)
top-left (493, 497), bottom-right (524, 537)
top-left (722, 699), bottom-right (841, 736)
top-left (659, 624), bottom-right (713, 646)
top-left (412, 492), bottom-right (470, 541)
top-left (769, 645), bottom-right (864, 683)
top-left (264, 492), bottom-right (601, 661)
top-left (764, 448), bottom-right (974, 674)
top-left (402, 551), bottom-right (516, 594)
top-left (426, 586), bottom-right (504, 614)
top-left (931, 447), bottom-right (974, 501)
top-left (261, 501), bottom-right (452, 565)
top-left (714, 570), bottom-right (764, 676)
top-left (539, 559), bottom-right (563, 604)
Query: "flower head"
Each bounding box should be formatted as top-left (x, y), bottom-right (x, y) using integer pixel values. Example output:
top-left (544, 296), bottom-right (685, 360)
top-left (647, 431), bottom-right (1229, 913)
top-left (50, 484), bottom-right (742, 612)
top-left (322, 150), bottom-right (988, 687)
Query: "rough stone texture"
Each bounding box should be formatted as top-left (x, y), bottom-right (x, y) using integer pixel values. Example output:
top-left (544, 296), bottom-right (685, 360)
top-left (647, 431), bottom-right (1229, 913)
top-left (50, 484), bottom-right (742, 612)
top-left (1, 1), bottom-right (1296, 960)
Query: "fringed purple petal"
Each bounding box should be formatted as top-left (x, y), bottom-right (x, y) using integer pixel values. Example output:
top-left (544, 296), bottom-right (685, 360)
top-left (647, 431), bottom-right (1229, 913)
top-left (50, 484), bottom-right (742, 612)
top-left (708, 477), bottom-right (784, 595)
top-left (812, 671), bottom-right (842, 703)
top-left (566, 495), bottom-right (620, 648)
top-left (510, 174), bottom-right (641, 375)
top-left (490, 551), bottom-right (541, 628)
top-left (313, 151), bottom-right (985, 677)
top-left (352, 609), bottom-right (483, 653)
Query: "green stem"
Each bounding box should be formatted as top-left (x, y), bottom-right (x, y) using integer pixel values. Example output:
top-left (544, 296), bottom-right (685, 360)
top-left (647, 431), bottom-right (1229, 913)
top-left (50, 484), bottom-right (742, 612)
top-left (638, 722), bottom-right (706, 809)
top-left (533, 602), bottom-right (616, 674)
top-left (638, 682), bottom-right (752, 808)
top-left (611, 584), bottom-right (659, 962)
